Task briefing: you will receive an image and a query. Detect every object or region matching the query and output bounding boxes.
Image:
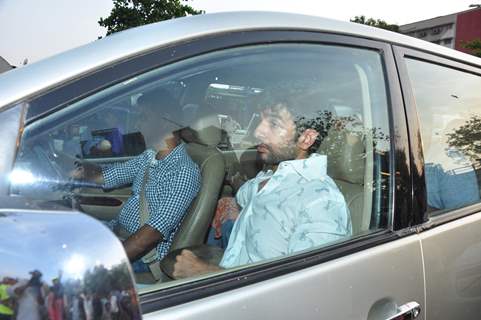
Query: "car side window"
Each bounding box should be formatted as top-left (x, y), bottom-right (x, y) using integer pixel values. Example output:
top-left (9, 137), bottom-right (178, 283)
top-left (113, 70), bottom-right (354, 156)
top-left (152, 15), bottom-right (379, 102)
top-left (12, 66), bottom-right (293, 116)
top-left (10, 43), bottom-right (392, 289)
top-left (405, 58), bottom-right (481, 215)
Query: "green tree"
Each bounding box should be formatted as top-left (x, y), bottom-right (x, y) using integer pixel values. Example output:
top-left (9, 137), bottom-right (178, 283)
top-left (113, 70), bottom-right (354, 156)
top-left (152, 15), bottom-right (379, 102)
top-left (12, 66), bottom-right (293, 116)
top-left (462, 38), bottom-right (481, 57)
top-left (99, 0), bottom-right (203, 36)
top-left (350, 15), bottom-right (400, 33)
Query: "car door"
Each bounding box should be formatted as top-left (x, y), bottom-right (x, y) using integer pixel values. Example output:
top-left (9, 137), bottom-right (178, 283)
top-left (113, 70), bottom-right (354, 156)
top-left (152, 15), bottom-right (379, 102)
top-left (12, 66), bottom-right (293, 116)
top-left (135, 32), bottom-right (425, 320)
top-left (395, 46), bottom-right (481, 320)
top-left (2, 29), bottom-right (425, 319)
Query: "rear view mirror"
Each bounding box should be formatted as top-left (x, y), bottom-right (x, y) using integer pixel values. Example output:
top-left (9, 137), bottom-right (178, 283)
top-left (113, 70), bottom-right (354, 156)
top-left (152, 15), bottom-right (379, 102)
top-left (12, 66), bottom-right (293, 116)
top-left (0, 197), bottom-right (142, 320)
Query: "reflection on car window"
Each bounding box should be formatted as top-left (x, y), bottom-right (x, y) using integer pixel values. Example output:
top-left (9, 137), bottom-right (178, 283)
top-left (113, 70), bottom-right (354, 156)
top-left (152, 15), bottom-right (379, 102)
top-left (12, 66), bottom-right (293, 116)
top-left (406, 59), bottom-right (481, 215)
top-left (11, 44), bottom-right (392, 288)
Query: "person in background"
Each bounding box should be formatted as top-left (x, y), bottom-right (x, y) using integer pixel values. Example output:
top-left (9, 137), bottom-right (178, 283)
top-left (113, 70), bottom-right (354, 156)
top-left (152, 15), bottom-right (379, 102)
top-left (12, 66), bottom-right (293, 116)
top-left (0, 278), bottom-right (16, 320)
top-left (8, 270), bottom-right (47, 320)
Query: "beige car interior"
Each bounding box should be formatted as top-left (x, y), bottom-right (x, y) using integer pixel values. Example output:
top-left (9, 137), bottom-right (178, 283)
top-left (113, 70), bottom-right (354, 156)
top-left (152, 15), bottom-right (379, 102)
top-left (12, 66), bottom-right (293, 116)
top-left (318, 126), bottom-right (370, 235)
top-left (170, 114), bottom-right (225, 251)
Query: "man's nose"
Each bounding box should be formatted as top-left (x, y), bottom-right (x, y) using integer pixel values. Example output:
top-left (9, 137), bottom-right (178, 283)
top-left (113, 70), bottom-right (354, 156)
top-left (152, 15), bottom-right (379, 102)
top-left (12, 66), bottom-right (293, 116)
top-left (254, 121), bottom-right (268, 141)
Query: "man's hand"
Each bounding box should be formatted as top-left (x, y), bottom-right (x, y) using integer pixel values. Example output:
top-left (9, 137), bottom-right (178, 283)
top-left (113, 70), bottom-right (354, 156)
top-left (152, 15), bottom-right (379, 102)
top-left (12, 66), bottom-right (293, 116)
top-left (173, 249), bottom-right (222, 279)
top-left (228, 172), bottom-right (248, 192)
top-left (70, 161), bottom-right (104, 185)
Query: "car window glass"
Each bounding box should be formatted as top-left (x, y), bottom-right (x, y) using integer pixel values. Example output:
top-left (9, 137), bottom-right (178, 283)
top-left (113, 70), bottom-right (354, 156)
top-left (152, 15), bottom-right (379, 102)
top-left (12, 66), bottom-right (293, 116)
top-left (11, 43), bottom-right (391, 290)
top-left (405, 58), bottom-right (481, 215)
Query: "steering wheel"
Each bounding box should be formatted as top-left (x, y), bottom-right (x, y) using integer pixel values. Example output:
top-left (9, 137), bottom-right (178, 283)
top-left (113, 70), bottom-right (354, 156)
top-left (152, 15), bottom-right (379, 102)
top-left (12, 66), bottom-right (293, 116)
top-left (31, 143), bottom-right (92, 192)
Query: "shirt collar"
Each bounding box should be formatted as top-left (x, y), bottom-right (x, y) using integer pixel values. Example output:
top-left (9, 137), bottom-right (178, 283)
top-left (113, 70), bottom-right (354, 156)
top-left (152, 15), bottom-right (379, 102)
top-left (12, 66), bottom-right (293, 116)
top-left (276, 153), bottom-right (327, 181)
top-left (151, 143), bottom-right (187, 166)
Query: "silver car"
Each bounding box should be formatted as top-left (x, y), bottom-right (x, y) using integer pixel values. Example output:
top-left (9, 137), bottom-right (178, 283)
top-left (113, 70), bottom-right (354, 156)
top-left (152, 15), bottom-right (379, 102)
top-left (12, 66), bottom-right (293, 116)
top-left (1, 11), bottom-right (481, 320)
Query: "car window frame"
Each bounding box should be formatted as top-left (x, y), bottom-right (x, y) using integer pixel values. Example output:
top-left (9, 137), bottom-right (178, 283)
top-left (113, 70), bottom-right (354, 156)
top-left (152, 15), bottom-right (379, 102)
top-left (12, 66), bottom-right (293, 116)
top-left (0, 103), bottom-right (25, 195)
top-left (393, 44), bottom-right (481, 229)
top-left (12, 30), bottom-right (413, 311)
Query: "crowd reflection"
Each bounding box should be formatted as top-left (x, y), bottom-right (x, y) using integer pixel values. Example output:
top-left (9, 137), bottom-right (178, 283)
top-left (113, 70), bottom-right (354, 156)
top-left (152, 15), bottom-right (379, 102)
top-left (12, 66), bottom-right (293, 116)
top-left (0, 264), bottom-right (140, 320)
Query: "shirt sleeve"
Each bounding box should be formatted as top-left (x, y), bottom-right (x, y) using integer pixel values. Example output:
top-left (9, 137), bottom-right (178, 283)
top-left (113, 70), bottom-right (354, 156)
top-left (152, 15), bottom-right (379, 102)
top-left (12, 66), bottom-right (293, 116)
top-left (146, 165), bottom-right (201, 238)
top-left (288, 188), bottom-right (352, 254)
top-left (102, 151), bottom-right (147, 189)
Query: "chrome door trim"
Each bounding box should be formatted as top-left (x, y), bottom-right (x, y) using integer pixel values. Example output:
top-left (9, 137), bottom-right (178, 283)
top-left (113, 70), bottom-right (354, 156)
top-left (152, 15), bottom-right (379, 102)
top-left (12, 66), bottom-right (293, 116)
top-left (386, 301), bottom-right (421, 320)
top-left (0, 103), bottom-right (24, 196)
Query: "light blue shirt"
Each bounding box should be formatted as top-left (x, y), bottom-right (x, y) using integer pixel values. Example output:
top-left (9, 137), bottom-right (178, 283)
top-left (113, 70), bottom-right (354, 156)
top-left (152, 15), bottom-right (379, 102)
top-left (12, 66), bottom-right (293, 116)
top-left (220, 153), bottom-right (352, 269)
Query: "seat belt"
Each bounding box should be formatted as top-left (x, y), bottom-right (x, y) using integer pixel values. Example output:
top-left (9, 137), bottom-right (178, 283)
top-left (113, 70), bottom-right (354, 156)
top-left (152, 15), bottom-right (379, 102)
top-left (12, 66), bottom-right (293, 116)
top-left (139, 161), bottom-right (163, 280)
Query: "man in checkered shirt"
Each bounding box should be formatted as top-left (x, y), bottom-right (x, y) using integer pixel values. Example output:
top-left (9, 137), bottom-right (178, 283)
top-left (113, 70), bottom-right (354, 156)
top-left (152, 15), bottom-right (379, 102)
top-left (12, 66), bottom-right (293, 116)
top-left (73, 89), bottom-right (201, 271)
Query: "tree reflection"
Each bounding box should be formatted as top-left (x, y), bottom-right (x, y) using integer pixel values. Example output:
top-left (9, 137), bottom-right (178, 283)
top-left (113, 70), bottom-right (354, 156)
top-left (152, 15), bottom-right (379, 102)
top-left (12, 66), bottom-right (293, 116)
top-left (446, 114), bottom-right (481, 161)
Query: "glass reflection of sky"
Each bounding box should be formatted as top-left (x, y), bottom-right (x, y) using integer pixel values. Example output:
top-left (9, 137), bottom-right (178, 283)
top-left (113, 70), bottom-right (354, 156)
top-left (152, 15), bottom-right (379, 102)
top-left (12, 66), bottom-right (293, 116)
top-left (0, 211), bottom-right (128, 286)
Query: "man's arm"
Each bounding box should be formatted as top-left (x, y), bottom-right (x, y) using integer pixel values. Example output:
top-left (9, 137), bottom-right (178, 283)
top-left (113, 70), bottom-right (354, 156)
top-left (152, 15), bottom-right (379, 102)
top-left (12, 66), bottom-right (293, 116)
top-left (8, 281), bottom-right (28, 297)
top-left (123, 225), bottom-right (164, 261)
top-left (72, 161), bottom-right (104, 185)
top-left (172, 250), bottom-right (223, 279)
top-left (74, 151), bottom-right (148, 189)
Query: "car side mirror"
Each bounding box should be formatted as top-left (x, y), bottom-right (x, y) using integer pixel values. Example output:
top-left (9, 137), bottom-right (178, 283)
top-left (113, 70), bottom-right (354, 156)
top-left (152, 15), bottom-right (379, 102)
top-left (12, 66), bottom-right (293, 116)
top-left (0, 196), bottom-right (142, 320)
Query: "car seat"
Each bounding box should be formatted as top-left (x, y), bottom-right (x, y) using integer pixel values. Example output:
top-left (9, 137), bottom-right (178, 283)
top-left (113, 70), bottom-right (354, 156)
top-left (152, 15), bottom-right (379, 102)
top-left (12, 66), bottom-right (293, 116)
top-left (317, 125), bottom-right (369, 235)
top-left (169, 114), bottom-right (226, 251)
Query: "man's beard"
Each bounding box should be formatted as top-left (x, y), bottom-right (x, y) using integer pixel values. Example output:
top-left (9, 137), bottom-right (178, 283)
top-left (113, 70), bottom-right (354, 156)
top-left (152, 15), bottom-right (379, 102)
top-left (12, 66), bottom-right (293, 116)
top-left (259, 143), bottom-right (297, 165)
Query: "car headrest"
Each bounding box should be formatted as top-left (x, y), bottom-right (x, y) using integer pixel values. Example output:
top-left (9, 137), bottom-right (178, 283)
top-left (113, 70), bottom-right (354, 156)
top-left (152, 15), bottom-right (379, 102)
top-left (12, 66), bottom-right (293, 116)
top-left (317, 125), bottom-right (365, 185)
top-left (187, 114), bottom-right (223, 147)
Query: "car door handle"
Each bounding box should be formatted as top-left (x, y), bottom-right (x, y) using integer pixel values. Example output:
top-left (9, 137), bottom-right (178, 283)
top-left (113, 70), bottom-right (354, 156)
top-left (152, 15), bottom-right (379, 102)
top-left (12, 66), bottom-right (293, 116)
top-left (385, 301), bottom-right (421, 320)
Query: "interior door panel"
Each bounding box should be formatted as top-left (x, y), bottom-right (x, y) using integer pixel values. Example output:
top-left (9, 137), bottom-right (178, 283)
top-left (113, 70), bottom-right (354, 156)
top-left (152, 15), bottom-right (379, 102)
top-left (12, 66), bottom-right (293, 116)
top-left (76, 186), bottom-right (131, 221)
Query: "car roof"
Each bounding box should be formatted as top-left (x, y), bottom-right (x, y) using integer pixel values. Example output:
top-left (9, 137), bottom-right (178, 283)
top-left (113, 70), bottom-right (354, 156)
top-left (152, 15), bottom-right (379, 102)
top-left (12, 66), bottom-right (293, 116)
top-left (1, 11), bottom-right (480, 109)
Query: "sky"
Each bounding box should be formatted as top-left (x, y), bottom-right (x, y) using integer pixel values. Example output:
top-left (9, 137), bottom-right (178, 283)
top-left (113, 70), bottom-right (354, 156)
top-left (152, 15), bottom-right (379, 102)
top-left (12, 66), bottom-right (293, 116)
top-left (0, 0), bottom-right (478, 65)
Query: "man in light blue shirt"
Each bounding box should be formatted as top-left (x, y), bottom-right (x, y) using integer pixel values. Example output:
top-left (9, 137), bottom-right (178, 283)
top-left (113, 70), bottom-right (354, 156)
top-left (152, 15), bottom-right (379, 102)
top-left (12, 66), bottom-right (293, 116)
top-left (172, 99), bottom-right (351, 278)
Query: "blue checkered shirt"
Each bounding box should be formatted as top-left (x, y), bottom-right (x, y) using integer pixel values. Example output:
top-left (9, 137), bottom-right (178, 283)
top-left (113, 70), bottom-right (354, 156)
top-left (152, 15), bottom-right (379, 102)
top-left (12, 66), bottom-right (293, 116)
top-left (103, 143), bottom-right (201, 261)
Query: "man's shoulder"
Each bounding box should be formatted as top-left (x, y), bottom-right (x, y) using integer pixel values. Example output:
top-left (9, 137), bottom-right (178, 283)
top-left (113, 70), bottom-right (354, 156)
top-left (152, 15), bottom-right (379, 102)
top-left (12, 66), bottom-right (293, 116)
top-left (177, 157), bottom-right (201, 176)
top-left (291, 174), bottom-right (346, 203)
top-left (171, 159), bottom-right (201, 189)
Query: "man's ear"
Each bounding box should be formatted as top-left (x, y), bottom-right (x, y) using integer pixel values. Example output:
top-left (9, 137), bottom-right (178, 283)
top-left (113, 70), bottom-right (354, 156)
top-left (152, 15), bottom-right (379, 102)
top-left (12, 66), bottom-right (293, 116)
top-left (297, 129), bottom-right (319, 151)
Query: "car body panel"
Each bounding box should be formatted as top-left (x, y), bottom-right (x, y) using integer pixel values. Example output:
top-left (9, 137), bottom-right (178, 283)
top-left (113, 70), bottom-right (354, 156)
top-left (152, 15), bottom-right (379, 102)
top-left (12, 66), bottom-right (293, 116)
top-left (144, 234), bottom-right (425, 320)
top-left (393, 42), bottom-right (481, 320)
top-left (1, 11), bottom-right (480, 110)
top-left (420, 210), bottom-right (481, 319)
top-left (1, 11), bottom-right (481, 320)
